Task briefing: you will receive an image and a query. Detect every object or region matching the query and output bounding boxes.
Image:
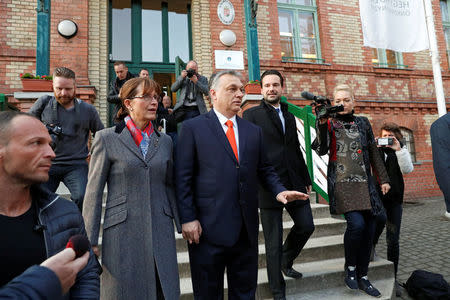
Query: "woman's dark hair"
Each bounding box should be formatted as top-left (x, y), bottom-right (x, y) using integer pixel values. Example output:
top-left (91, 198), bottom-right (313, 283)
top-left (116, 77), bottom-right (162, 121)
top-left (380, 122), bottom-right (403, 141)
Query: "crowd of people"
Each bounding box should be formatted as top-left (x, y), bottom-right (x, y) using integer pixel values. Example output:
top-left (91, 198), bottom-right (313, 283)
top-left (0, 62), bottom-right (447, 300)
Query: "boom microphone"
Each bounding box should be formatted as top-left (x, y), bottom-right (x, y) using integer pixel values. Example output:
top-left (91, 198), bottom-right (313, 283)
top-left (66, 234), bottom-right (90, 258)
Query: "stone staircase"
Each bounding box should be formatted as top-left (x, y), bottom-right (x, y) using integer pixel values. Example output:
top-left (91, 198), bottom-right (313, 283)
top-left (58, 185), bottom-right (395, 299)
top-left (177, 201), bottom-right (395, 299)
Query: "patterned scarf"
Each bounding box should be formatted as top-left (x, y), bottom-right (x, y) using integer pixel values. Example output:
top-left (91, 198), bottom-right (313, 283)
top-left (124, 115), bottom-right (154, 157)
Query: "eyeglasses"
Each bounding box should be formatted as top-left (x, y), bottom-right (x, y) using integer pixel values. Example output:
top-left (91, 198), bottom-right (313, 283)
top-left (133, 95), bottom-right (159, 102)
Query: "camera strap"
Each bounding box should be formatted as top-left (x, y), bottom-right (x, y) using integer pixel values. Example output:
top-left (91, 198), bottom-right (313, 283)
top-left (50, 97), bottom-right (58, 126)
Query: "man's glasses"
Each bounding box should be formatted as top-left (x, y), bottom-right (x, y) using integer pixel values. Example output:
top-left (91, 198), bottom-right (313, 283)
top-left (133, 95), bottom-right (159, 102)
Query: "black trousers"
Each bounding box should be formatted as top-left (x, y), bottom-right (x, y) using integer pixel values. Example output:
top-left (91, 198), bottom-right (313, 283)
top-left (373, 201), bottom-right (402, 276)
top-left (343, 210), bottom-right (376, 278)
top-left (260, 203), bottom-right (315, 298)
top-left (188, 227), bottom-right (258, 300)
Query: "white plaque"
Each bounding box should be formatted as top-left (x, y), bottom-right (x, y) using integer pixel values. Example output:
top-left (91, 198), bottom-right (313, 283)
top-left (215, 50), bottom-right (244, 70)
top-left (217, 0), bottom-right (235, 25)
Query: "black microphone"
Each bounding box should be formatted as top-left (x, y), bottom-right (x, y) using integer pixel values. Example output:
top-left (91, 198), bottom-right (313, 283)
top-left (301, 91), bottom-right (317, 100)
top-left (66, 234), bottom-right (90, 258)
top-left (33, 224), bottom-right (47, 232)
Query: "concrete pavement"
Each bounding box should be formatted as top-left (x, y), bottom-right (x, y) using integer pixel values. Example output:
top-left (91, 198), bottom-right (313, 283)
top-left (374, 196), bottom-right (450, 299)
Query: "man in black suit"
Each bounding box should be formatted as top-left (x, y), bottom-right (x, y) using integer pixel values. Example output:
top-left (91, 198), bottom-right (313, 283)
top-left (430, 112), bottom-right (450, 220)
top-left (243, 70), bottom-right (315, 300)
top-left (176, 70), bottom-right (309, 299)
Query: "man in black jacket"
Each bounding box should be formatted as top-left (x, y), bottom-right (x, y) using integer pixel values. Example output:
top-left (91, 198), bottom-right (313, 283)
top-left (243, 70), bottom-right (314, 300)
top-left (108, 61), bottom-right (136, 121)
top-left (0, 111), bottom-right (100, 299)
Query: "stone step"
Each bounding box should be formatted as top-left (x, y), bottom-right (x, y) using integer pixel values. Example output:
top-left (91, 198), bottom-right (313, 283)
top-left (179, 257), bottom-right (395, 299)
top-left (174, 217), bottom-right (346, 252)
top-left (176, 235), bottom-right (345, 278)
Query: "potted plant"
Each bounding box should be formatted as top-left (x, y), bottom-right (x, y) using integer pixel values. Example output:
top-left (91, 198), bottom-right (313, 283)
top-left (244, 79), bottom-right (261, 94)
top-left (20, 73), bottom-right (53, 92)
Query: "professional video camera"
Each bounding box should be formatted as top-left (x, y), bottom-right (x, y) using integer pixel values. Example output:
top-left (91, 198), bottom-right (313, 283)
top-left (45, 124), bottom-right (62, 148)
top-left (301, 91), bottom-right (344, 119)
top-left (186, 69), bottom-right (196, 78)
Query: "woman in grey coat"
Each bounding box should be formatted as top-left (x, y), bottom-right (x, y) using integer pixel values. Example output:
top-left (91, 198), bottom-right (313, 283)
top-left (83, 77), bottom-right (181, 300)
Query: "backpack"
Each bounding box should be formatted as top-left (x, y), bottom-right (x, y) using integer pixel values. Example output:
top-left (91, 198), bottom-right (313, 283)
top-left (403, 270), bottom-right (450, 300)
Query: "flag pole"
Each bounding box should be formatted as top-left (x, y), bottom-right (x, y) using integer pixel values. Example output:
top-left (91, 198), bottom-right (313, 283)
top-left (423, 0), bottom-right (447, 116)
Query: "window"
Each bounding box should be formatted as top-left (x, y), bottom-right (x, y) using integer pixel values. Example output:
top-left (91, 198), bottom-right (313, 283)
top-left (111, 0), bottom-right (132, 61)
top-left (372, 48), bottom-right (405, 68)
top-left (440, 0), bottom-right (450, 66)
top-left (111, 0), bottom-right (191, 64)
top-left (277, 0), bottom-right (322, 63)
top-left (400, 127), bottom-right (416, 163)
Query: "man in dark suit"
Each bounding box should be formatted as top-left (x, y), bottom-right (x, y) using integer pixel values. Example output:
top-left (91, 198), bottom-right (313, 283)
top-left (176, 70), bottom-right (309, 299)
top-left (243, 70), bottom-right (314, 300)
top-left (430, 112), bottom-right (450, 220)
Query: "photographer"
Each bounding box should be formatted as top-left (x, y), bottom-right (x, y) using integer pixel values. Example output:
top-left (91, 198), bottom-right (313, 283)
top-left (312, 84), bottom-right (390, 298)
top-left (171, 60), bottom-right (209, 123)
top-left (372, 123), bottom-right (413, 297)
top-left (29, 67), bottom-right (104, 212)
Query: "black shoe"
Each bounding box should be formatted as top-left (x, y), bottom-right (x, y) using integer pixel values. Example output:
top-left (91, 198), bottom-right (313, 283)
top-left (273, 295), bottom-right (286, 300)
top-left (345, 268), bottom-right (358, 290)
top-left (358, 278), bottom-right (381, 297)
top-left (281, 267), bottom-right (303, 279)
top-left (395, 281), bottom-right (402, 297)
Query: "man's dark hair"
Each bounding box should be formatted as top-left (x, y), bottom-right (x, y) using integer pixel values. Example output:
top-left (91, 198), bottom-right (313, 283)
top-left (139, 68), bottom-right (148, 73)
top-left (114, 61), bottom-right (127, 67)
top-left (260, 70), bottom-right (284, 87)
top-left (53, 67), bottom-right (76, 80)
top-left (0, 111), bottom-right (35, 145)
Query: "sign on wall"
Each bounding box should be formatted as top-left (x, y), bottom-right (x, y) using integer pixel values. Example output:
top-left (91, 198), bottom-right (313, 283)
top-left (217, 0), bottom-right (235, 25)
top-left (215, 50), bottom-right (244, 70)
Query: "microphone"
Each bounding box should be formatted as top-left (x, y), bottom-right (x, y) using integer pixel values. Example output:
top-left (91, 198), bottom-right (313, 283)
top-left (301, 91), bottom-right (317, 100)
top-left (66, 234), bottom-right (90, 258)
top-left (33, 224), bottom-right (47, 232)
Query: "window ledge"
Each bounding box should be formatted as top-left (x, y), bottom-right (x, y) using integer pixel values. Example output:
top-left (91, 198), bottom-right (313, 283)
top-left (373, 66), bottom-right (414, 71)
top-left (282, 60), bottom-right (332, 66)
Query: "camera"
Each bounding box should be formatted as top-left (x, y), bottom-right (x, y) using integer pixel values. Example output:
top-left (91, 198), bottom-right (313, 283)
top-left (186, 69), bottom-right (196, 78)
top-left (301, 91), bottom-right (344, 119)
top-left (377, 137), bottom-right (393, 147)
top-left (46, 124), bottom-right (62, 148)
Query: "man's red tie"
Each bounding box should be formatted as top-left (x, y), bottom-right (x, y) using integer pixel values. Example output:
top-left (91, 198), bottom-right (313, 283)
top-left (225, 120), bottom-right (239, 162)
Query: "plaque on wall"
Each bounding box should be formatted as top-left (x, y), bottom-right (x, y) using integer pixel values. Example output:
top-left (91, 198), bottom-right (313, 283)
top-left (217, 0), bottom-right (235, 25)
top-left (215, 50), bottom-right (244, 70)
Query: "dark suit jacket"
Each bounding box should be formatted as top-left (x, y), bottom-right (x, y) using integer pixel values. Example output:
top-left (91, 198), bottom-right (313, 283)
top-left (430, 112), bottom-right (450, 201)
top-left (243, 101), bottom-right (312, 208)
top-left (176, 110), bottom-right (285, 247)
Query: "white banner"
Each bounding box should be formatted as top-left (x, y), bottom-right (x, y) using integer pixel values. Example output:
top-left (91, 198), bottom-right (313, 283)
top-left (359, 0), bottom-right (429, 52)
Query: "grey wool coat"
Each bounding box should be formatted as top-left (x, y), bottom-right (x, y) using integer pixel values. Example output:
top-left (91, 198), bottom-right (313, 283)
top-left (83, 121), bottom-right (181, 300)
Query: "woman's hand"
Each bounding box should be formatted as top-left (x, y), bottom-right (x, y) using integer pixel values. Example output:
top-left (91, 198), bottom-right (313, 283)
top-left (388, 137), bottom-right (401, 151)
top-left (381, 183), bottom-right (391, 195)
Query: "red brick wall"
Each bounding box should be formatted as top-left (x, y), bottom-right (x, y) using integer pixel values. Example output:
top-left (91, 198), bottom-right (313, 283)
top-left (0, 0), bottom-right (36, 94)
top-left (50, 0), bottom-right (90, 85)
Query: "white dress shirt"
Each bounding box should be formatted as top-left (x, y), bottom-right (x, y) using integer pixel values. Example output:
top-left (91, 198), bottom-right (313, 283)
top-left (213, 108), bottom-right (240, 155)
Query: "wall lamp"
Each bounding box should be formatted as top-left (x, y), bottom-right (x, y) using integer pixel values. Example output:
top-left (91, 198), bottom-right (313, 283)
top-left (57, 20), bottom-right (78, 39)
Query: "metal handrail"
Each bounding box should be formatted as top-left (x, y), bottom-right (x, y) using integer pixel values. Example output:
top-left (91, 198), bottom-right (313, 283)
top-left (281, 96), bottom-right (329, 202)
top-left (0, 93), bottom-right (5, 111)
